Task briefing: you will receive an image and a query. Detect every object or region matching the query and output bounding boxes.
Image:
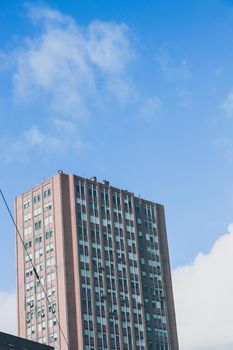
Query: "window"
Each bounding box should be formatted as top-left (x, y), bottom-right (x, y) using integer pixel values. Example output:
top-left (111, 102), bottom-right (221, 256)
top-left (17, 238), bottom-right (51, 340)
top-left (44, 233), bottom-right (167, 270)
top-left (46, 257), bottom-right (54, 268)
top-left (25, 253), bottom-right (32, 263)
top-left (44, 188), bottom-right (51, 198)
top-left (35, 248), bottom-right (43, 259)
top-left (23, 200), bottom-right (31, 209)
top-left (26, 311), bottom-right (34, 321)
top-left (130, 266), bottom-right (139, 274)
top-left (26, 281), bottom-right (34, 291)
top-left (35, 278), bottom-right (44, 289)
top-left (45, 230), bottom-right (53, 239)
top-left (47, 272), bottom-right (55, 283)
top-left (44, 203), bottom-right (52, 211)
top-left (37, 306), bottom-right (45, 317)
top-left (48, 287), bottom-right (56, 297)
top-left (24, 213), bottom-right (31, 222)
top-left (48, 317), bottom-right (57, 327)
top-left (37, 291), bottom-right (45, 301)
top-left (45, 215), bottom-right (53, 225)
top-left (25, 268), bottom-right (33, 278)
top-left (125, 212), bottom-right (133, 220)
top-left (76, 183), bottom-right (85, 195)
top-left (80, 255), bottom-right (90, 263)
top-left (46, 243), bottom-right (54, 253)
top-left (136, 338), bottom-right (145, 346)
top-left (38, 336), bottom-right (46, 344)
top-left (102, 219), bottom-right (111, 226)
top-left (24, 240), bottom-right (32, 249)
top-left (49, 332), bottom-right (58, 343)
top-left (48, 303), bottom-right (56, 313)
top-left (38, 321), bottom-right (46, 332)
top-left (24, 226), bottom-right (32, 236)
top-left (26, 296), bottom-right (34, 307)
top-left (34, 207), bottom-right (42, 216)
top-left (35, 235), bottom-right (42, 244)
top-left (80, 213), bottom-right (87, 221)
top-left (90, 216), bottom-right (99, 224)
top-left (36, 263), bottom-right (44, 272)
top-left (96, 316), bottom-right (106, 325)
top-left (128, 252), bottom-right (137, 261)
top-left (33, 194), bottom-right (41, 203)
top-left (34, 221), bottom-right (42, 231)
top-left (27, 325), bottom-right (35, 336)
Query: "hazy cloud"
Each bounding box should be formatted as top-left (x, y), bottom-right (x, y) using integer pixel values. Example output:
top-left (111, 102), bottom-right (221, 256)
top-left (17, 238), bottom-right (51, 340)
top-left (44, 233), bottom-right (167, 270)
top-left (173, 224), bottom-right (233, 350)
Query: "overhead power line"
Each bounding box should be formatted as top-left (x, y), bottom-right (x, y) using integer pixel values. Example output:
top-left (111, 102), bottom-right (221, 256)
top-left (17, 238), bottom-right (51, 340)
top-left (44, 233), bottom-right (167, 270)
top-left (0, 189), bottom-right (70, 350)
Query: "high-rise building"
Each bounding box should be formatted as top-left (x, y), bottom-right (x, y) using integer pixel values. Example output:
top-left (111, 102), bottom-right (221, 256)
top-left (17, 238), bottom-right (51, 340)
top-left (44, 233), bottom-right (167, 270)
top-left (15, 171), bottom-right (179, 350)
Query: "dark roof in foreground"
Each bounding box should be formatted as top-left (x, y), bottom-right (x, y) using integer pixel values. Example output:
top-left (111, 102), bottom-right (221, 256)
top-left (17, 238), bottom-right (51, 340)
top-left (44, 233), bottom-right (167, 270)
top-left (0, 331), bottom-right (54, 350)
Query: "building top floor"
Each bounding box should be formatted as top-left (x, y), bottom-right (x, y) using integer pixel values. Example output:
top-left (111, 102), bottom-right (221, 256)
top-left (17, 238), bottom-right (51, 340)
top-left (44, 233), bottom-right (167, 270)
top-left (16, 170), bottom-right (162, 208)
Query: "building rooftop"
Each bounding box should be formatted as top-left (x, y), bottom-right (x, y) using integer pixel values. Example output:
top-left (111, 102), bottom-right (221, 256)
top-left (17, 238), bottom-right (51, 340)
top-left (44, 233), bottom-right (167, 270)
top-left (0, 331), bottom-right (53, 350)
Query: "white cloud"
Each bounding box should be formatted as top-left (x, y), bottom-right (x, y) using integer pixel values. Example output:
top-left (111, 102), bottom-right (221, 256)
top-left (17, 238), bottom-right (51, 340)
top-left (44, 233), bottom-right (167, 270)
top-left (173, 224), bottom-right (233, 350)
top-left (0, 4), bottom-right (157, 160)
top-left (0, 4), bottom-right (138, 159)
top-left (0, 291), bottom-right (17, 335)
top-left (26, 3), bottom-right (73, 27)
top-left (27, 4), bottom-right (133, 73)
top-left (13, 4), bottom-right (134, 119)
top-left (222, 90), bottom-right (233, 116)
top-left (87, 21), bottom-right (133, 74)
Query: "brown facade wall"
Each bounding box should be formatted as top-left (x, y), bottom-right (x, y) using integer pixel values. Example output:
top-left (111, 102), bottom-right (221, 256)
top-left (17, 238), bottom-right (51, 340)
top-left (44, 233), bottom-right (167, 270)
top-left (16, 172), bottom-right (179, 350)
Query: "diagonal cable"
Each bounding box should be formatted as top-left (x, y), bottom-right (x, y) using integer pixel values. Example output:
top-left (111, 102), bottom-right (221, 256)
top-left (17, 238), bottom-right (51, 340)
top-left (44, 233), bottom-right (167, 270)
top-left (0, 189), bottom-right (70, 350)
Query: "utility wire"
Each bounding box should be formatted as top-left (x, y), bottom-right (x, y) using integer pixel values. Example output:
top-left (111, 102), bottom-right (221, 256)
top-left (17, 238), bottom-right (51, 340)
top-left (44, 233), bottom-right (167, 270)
top-left (0, 189), bottom-right (70, 350)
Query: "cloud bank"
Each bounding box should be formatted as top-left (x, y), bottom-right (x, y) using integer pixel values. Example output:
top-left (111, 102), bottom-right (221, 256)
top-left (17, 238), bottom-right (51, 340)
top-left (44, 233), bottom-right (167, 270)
top-left (173, 224), bottom-right (233, 350)
top-left (14, 4), bottom-right (134, 117)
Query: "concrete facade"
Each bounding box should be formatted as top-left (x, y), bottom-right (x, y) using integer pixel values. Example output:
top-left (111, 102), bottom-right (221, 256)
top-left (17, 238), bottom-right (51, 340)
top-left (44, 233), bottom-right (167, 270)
top-left (15, 171), bottom-right (179, 350)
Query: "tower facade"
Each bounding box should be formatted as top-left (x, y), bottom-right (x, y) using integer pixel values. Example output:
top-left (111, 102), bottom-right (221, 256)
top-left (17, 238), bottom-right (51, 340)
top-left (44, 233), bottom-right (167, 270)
top-left (15, 171), bottom-right (179, 350)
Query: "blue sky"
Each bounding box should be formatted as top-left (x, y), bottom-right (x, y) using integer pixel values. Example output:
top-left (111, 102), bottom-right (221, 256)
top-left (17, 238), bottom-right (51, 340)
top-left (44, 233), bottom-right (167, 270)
top-left (1, 1), bottom-right (233, 347)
